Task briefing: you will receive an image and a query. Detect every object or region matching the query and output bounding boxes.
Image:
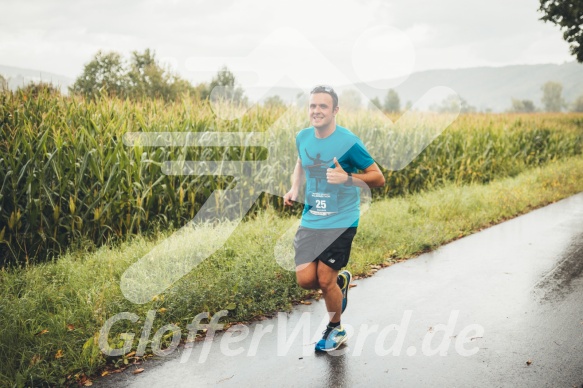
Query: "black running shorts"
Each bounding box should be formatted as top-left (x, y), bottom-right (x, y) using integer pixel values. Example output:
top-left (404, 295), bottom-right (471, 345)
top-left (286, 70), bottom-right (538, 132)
top-left (293, 226), bottom-right (357, 270)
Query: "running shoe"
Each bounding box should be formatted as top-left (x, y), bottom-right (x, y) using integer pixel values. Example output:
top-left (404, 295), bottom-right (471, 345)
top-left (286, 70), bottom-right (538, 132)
top-left (315, 325), bottom-right (348, 352)
top-left (338, 270), bottom-right (352, 313)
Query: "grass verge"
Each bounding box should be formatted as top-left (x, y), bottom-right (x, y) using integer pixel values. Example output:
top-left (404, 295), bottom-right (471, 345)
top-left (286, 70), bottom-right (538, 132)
top-left (2, 155), bottom-right (583, 386)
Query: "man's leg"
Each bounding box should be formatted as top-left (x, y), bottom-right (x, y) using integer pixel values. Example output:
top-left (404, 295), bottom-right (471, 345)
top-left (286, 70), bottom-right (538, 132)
top-left (296, 260), bottom-right (342, 322)
top-left (295, 261), bottom-right (319, 290)
top-left (316, 262), bottom-right (342, 323)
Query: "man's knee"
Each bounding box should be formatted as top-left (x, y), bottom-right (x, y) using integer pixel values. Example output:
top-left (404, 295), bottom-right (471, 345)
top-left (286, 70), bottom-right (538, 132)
top-left (317, 275), bottom-right (337, 292)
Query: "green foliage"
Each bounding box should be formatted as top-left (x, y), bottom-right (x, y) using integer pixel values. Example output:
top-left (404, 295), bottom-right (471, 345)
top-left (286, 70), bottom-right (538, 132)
top-left (1, 88), bottom-right (582, 266)
top-left (70, 50), bottom-right (127, 98)
top-left (368, 96), bottom-right (382, 111)
top-left (353, 155), bottom-right (583, 274)
top-left (571, 94), bottom-right (583, 112)
top-left (432, 95), bottom-right (476, 113)
top-left (510, 98), bottom-right (537, 113)
top-left (2, 154), bottom-right (583, 386)
top-left (541, 81), bottom-right (565, 112)
top-left (263, 95), bottom-right (286, 108)
top-left (384, 89), bottom-right (400, 113)
top-left (0, 92), bottom-right (285, 265)
top-left (16, 81), bottom-right (61, 98)
top-left (126, 49), bottom-right (196, 101)
top-left (356, 112), bottom-right (583, 196)
top-left (459, 98), bottom-right (477, 113)
top-left (70, 49), bottom-right (197, 101)
top-left (204, 66), bottom-right (246, 104)
top-left (539, 0), bottom-right (583, 62)
top-left (0, 74), bottom-right (7, 92)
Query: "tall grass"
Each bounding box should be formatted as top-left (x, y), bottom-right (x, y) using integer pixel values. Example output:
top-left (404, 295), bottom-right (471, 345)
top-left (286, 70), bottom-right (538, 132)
top-left (1, 88), bottom-right (582, 264)
top-left (1, 154), bottom-right (583, 387)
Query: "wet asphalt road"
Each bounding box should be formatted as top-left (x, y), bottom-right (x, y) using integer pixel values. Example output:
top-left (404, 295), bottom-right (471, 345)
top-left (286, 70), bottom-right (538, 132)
top-left (97, 193), bottom-right (583, 388)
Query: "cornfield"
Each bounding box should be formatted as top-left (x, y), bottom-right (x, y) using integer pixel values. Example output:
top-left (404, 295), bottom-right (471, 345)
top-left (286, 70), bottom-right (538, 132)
top-left (1, 88), bottom-right (582, 264)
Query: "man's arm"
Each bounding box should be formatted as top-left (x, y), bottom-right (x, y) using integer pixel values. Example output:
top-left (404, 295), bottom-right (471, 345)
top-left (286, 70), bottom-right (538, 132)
top-left (284, 158), bottom-right (305, 206)
top-left (352, 162), bottom-right (385, 188)
top-left (326, 158), bottom-right (385, 188)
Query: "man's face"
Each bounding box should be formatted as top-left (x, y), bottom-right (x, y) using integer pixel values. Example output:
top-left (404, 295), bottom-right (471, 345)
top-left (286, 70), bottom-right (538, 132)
top-left (309, 93), bottom-right (338, 130)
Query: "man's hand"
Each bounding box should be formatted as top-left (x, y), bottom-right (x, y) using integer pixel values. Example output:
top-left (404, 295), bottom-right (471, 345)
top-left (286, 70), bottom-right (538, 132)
top-left (284, 157), bottom-right (305, 206)
top-left (283, 188), bottom-right (299, 206)
top-left (326, 157), bottom-right (348, 185)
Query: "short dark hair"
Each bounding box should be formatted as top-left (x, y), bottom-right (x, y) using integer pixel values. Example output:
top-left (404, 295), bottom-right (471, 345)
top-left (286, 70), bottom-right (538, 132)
top-left (310, 85), bottom-right (338, 109)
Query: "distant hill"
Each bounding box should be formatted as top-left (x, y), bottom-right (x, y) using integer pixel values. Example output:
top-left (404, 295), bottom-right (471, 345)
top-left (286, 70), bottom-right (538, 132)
top-left (0, 64), bottom-right (73, 94)
top-left (358, 61), bottom-right (583, 112)
top-left (258, 62), bottom-right (583, 113)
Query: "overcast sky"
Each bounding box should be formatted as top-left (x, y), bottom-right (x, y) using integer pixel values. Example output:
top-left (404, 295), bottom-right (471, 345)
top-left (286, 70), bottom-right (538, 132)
top-left (0, 0), bottom-right (573, 90)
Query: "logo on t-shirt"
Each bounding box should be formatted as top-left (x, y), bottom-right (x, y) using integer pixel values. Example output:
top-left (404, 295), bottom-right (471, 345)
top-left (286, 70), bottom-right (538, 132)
top-left (303, 148), bottom-right (339, 216)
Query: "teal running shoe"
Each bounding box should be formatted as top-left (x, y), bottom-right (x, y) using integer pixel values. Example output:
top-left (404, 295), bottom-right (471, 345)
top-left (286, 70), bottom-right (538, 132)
top-left (338, 270), bottom-right (352, 313)
top-left (315, 325), bottom-right (348, 352)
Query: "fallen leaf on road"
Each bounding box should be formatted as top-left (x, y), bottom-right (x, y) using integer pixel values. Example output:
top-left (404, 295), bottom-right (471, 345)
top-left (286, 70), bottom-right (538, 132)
top-left (526, 360), bottom-right (532, 366)
top-left (349, 284), bottom-right (357, 288)
top-left (84, 380), bottom-right (93, 386)
top-left (133, 368), bottom-right (145, 375)
top-left (217, 375), bottom-right (234, 383)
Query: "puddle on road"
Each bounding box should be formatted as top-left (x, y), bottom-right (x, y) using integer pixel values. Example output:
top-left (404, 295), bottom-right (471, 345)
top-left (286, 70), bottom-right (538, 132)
top-left (533, 233), bottom-right (583, 303)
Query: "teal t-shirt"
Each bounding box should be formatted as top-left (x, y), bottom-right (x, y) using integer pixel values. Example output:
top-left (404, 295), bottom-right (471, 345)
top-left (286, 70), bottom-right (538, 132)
top-left (296, 125), bottom-right (375, 229)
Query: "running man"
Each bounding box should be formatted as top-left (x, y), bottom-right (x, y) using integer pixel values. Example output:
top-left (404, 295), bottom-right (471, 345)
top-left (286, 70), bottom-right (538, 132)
top-left (283, 85), bottom-right (385, 352)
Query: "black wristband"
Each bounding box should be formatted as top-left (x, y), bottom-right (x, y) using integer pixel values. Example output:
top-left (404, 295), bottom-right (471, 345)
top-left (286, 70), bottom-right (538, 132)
top-left (344, 172), bottom-right (353, 186)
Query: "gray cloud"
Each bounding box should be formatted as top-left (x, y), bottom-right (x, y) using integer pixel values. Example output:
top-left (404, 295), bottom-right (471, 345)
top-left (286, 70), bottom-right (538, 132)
top-left (0, 0), bottom-right (572, 86)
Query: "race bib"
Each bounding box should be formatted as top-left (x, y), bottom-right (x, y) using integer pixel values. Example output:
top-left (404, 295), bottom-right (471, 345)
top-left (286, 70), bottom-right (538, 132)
top-left (308, 191), bottom-right (338, 216)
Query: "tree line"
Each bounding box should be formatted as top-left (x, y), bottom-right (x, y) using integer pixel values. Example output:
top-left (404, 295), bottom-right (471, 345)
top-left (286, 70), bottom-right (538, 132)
top-left (0, 49), bottom-right (246, 104)
top-left (69, 49), bottom-right (245, 102)
top-left (510, 81), bottom-right (583, 113)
